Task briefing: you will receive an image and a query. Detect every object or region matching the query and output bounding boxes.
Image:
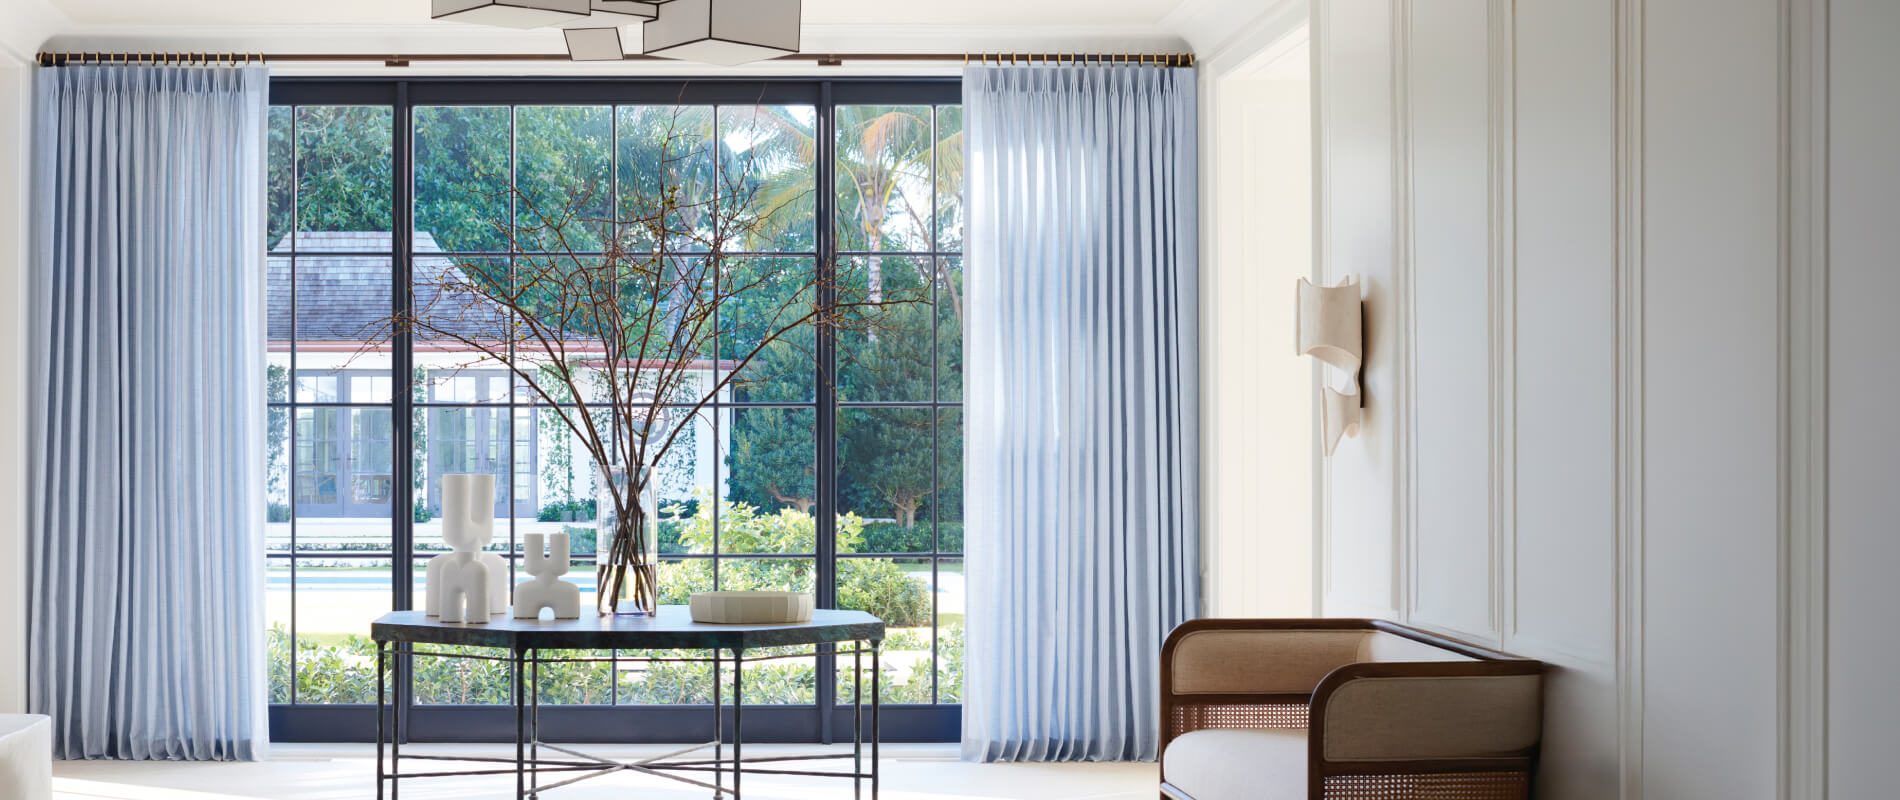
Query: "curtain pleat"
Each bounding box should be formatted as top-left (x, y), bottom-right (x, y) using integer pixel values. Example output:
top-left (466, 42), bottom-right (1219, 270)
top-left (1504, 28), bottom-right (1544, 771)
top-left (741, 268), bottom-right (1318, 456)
top-left (28, 66), bottom-right (270, 761)
top-left (960, 66), bottom-right (1200, 763)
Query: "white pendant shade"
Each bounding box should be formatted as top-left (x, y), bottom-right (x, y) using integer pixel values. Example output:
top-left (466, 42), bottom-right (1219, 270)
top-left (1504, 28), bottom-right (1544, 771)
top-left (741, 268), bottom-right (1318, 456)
top-left (594, 0), bottom-right (659, 18)
top-left (433, 0), bottom-right (591, 28)
top-left (546, 0), bottom-right (657, 27)
top-left (642, 0), bottom-right (801, 66)
top-left (563, 27), bottom-right (627, 61)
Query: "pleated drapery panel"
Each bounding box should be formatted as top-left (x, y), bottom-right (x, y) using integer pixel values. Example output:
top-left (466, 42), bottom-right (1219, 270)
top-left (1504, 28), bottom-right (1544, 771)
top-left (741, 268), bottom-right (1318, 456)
top-left (28, 66), bottom-right (270, 761)
top-left (960, 66), bottom-right (1200, 763)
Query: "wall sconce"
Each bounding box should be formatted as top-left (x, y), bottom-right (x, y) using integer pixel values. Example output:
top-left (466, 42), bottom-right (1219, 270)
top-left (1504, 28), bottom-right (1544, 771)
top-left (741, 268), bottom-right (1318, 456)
top-left (1297, 276), bottom-right (1363, 456)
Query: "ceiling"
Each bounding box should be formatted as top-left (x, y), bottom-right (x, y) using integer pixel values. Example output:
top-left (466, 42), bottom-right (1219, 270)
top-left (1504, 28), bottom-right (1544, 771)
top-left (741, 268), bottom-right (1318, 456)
top-left (47, 0), bottom-right (1195, 28)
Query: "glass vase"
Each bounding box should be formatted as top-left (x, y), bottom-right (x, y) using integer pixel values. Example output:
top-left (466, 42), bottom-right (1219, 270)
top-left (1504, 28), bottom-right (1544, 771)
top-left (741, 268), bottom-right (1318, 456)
top-left (596, 467), bottom-right (659, 616)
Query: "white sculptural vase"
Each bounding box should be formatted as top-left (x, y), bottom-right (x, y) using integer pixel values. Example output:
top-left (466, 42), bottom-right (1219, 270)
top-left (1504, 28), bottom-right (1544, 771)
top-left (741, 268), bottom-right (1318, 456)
top-left (426, 473), bottom-right (504, 624)
top-left (515, 532), bottom-right (582, 619)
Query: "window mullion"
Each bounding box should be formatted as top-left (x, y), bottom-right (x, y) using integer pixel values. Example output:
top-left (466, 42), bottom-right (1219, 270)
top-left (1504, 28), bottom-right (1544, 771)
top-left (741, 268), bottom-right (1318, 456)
top-left (814, 82), bottom-right (840, 739)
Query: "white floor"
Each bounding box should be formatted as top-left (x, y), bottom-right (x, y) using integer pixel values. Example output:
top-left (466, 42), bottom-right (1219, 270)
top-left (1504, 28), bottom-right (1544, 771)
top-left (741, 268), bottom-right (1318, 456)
top-left (52, 743), bottom-right (1158, 800)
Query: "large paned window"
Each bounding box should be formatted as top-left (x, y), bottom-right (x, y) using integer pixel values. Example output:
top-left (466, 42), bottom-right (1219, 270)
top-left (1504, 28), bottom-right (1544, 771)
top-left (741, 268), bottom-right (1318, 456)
top-left (265, 80), bottom-right (963, 742)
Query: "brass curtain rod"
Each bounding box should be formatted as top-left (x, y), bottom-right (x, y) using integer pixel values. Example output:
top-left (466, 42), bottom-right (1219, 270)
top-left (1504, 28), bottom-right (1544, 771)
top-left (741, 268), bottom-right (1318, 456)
top-left (36, 51), bottom-right (1195, 68)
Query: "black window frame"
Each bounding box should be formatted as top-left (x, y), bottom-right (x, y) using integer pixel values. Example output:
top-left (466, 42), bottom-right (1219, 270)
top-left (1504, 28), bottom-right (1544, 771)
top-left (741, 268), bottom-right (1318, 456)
top-left (267, 77), bottom-right (965, 745)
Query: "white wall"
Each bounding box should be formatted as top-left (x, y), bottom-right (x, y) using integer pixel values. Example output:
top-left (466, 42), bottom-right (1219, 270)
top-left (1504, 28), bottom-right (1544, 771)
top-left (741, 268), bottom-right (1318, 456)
top-left (1826, 0), bottom-right (1900, 795)
top-left (1639, 2), bottom-right (1783, 795)
top-left (1309, 0), bottom-right (1883, 797)
top-left (1202, 42), bottom-right (1313, 618)
top-left (0, 62), bottom-right (27, 717)
top-left (1313, 0), bottom-right (1400, 622)
top-left (0, 0), bottom-right (58, 716)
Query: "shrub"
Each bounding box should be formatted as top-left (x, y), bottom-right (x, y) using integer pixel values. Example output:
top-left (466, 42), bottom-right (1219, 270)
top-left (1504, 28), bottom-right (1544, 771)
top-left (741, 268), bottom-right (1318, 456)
top-left (562, 524), bottom-right (597, 556)
top-left (837, 559), bottom-right (931, 627)
top-left (412, 500), bottom-right (433, 523)
top-left (267, 502), bottom-right (292, 523)
top-left (859, 521), bottom-right (963, 554)
top-left (267, 624), bottom-right (966, 708)
top-left (536, 498), bottom-right (597, 523)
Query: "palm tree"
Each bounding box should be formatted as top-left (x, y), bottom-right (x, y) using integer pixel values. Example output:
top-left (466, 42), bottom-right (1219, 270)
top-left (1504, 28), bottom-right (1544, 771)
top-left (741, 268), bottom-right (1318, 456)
top-left (725, 104), bottom-right (964, 322)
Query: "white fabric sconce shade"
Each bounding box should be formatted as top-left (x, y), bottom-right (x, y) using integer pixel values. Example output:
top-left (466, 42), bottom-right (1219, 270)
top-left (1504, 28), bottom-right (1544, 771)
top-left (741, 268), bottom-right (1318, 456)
top-left (564, 27), bottom-right (627, 60)
top-left (1297, 276), bottom-right (1364, 456)
top-left (432, 0), bottom-right (591, 28)
top-left (642, 0), bottom-right (802, 65)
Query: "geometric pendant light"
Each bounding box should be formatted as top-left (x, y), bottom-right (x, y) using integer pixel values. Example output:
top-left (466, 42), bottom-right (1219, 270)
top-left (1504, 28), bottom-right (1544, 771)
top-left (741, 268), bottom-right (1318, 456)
top-left (642, 0), bottom-right (802, 66)
top-left (432, 0), bottom-right (591, 29)
top-left (592, 0), bottom-right (660, 19)
top-left (563, 27), bottom-right (627, 61)
top-left (429, 0), bottom-right (801, 65)
top-left (547, 0), bottom-right (658, 26)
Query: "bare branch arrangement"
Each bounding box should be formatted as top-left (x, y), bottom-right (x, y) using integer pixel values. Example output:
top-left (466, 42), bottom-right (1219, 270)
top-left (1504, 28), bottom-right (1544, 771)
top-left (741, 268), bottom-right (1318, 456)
top-left (376, 106), bottom-right (921, 615)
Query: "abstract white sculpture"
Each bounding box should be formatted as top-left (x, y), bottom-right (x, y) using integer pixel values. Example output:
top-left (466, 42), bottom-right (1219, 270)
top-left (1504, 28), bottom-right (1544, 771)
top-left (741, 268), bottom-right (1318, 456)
top-left (689, 591), bottom-right (814, 624)
top-left (1297, 276), bottom-right (1365, 456)
top-left (514, 532), bottom-right (582, 619)
top-left (426, 474), bottom-right (504, 624)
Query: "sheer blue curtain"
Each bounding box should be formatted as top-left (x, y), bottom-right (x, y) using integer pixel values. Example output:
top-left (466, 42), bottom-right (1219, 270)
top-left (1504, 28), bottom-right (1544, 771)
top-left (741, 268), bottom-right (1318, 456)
top-left (960, 66), bottom-right (1200, 763)
top-left (28, 66), bottom-right (270, 760)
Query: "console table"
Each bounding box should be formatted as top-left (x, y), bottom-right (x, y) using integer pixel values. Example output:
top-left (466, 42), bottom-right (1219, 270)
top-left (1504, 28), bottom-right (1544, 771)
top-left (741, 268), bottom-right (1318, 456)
top-left (370, 606), bottom-right (886, 798)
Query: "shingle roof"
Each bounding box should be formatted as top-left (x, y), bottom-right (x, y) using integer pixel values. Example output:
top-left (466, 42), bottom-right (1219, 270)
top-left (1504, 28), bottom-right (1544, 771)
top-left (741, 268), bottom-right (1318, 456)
top-left (267, 231), bottom-right (510, 343)
top-left (266, 232), bottom-right (734, 371)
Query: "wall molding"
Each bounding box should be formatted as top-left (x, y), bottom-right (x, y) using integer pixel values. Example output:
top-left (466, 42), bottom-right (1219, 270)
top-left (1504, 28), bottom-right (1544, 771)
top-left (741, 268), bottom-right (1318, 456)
top-left (1392, 0), bottom-right (1417, 625)
top-left (1488, 0), bottom-right (1518, 651)
top-left (1310, 0), bottom-right (1332, 617)
top-left (1614, 0), bottom-right (1647, 797)
top-left (0, 0), bottom-right (67, 63)
top-left (1778, 0), bottom-right (1829, 797)
top-left (1175, 0), bottom-right (1310, 78)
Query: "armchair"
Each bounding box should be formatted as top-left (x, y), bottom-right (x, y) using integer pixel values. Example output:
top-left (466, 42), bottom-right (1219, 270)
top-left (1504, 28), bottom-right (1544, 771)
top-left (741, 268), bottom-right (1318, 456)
top-left (1159, 619), bottom-right (1543, 800)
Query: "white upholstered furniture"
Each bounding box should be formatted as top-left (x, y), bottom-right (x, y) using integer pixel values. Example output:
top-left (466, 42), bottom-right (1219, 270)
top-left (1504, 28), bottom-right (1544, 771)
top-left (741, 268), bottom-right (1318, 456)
top-left (1159, 620), bottom-right (1544, 800)
top-left (0, 714), bottom-right (52, 800)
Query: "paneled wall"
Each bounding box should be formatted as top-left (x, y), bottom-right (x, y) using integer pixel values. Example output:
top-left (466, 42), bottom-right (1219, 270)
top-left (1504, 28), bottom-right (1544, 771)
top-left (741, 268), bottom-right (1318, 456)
top-left (1826, 1), bottom-right (1900, 795)
top-left (1309, 0), bottom-right (1869, 797)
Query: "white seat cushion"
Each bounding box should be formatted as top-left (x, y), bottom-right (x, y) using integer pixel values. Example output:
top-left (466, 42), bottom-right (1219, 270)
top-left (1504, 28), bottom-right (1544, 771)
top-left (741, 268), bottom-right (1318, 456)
top-left (0, 715), bottom-right (52, 800)
top-left (1163, 728), bottom-right (1307, 800)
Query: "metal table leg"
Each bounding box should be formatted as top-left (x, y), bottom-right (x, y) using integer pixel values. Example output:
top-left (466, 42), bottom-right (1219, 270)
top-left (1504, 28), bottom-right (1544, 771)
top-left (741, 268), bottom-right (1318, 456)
top-left (872, 639), bottom-right (881, 799)
top-left (733, 648), bottom-right (744, 798)
top-left (713, 649), bottom-right (723, 798)
top-left (514, 647), bottom-right (527, 799)
top-left (376, 641), bottom-right (386, 800)
top-left (530, 650), bottom-right (539, 798)
top-left (854, 640), bottom-right (864, 800)
top-left (392, 643), bottom-right (402, 800)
